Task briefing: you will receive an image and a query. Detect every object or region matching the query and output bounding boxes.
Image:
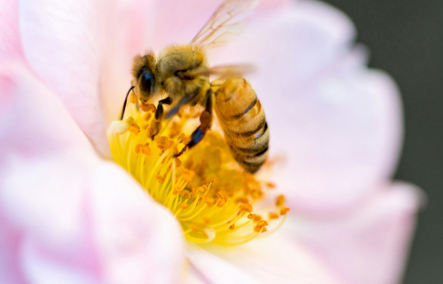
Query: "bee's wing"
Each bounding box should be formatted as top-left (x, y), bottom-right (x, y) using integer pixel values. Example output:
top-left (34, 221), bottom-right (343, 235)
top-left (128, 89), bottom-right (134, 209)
top-left (186, 64), bottom-right (255, 78)
top-left (191, 0), bottom-right (260, 49)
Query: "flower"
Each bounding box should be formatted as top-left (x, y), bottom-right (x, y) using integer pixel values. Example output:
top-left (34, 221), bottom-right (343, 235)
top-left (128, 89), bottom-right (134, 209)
top-left (0, 0), bottom-right (422, 283)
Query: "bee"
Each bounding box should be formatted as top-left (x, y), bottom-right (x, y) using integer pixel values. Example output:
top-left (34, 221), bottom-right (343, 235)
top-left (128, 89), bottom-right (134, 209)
top-left (121, 0), bottom-right (268, 173)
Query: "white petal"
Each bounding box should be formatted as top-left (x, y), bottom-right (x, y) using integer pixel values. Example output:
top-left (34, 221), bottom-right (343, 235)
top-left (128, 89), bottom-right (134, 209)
top-left (211, 0), bottom-right (402, 212)
top-left (90, 162), bottom-right (186, 284)
top-left (19, 0), bottom-right (110, 156)
top-left (284, 182), bottom-right (423, 284)
top-left (188, 233), bottom-right (341, 284)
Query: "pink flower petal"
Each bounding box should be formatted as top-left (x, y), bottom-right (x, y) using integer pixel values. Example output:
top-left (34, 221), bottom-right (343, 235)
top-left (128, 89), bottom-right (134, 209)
top-left (0, 63), bottom-right (185, 284)
top-left (99, 0), bottom-right (157, 124)
top-left (0, 214), bottom-right (25, 284)
top-left (188, 233), bottom-right (341, 284)
top-left (19, 0), bottom-right (110, 156)
top-left (211, 1), bottom-right (402, 213)
top-left (0, 61), bottom-right (94, 158)
top-left (278, 66), bottom-right (403, 214)
top-left (283, 182), bottom-right (423, 284)
top-left (90, 162), bottom-right (185, 284)
top-left (0, 0), bottom-right (22, 61)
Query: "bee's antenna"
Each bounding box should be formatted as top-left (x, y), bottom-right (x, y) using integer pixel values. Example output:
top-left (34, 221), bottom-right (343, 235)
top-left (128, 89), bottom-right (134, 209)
top-left (120, 86), bottom-right (135, 120)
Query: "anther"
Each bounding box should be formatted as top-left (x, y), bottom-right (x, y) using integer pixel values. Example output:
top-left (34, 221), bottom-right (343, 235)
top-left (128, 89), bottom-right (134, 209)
top-left (180, 191), bottom-right (191, 199)
top-left (269, 212), bottom-right (279, 219)
top-left (253, 215), bottom-right (262, 222)
top-left (239, 203), bottom-right (253, 213)
top-left (266, 182), bottom-right (276, 189)
top-left (142, 144), bottom-right (151, 155)
top-left (155, 175), bottom-right (165, 184)
top-left (179, 203), bottom-right (189, 209)
top-left (280, 207), bottom-right (290, 215)
top-left (204, 195), bottom-right (215, 206)
top-left (254, 220), bottom-right (268, 233)
top-left (276, 195), bottom-right (285, 207)
top-left (128, 123), bottom-right (141, 135)
top-left (140, 103), bottom-right (156, 112)
top-left (135, 144), bottom-right (143, 154)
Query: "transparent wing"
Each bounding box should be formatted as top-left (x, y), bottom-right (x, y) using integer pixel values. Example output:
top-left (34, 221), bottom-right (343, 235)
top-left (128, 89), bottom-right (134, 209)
top-left (185, 64), bottom-right (255, 78)
top-left (192, 0), bottom-right (260, 49)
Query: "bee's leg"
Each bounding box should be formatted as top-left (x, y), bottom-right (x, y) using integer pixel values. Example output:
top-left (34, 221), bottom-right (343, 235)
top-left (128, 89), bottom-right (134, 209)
top-left (155, 96), bottom-right (173, 120)
top-left (165, 94), bottom-right (195, 120)
top-left (150, 97), bottom-right (173, 138)
top-left (175, 89), bottom-right (213, 157)
top-left (120, 86), bottom-right (135, 120)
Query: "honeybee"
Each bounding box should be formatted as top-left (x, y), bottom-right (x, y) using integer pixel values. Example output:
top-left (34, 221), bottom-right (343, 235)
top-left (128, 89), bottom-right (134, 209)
top-left (121, 0), bottom-right (269, 173)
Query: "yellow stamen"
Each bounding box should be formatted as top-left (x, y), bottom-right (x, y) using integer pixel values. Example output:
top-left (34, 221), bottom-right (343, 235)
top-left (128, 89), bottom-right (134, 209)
top-left (107, 101), bottom-right (288, 245)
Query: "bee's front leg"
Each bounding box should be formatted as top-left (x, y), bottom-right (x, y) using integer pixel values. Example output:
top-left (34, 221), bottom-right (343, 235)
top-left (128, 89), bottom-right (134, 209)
top-left (150, 96), bottom-right (173, 138)
top-left (175, 89), bottom-right (213, 157)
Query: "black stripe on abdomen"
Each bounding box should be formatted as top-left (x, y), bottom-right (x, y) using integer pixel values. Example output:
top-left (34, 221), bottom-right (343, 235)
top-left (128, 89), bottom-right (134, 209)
top-left (230, 97), bottom-right (257, 119)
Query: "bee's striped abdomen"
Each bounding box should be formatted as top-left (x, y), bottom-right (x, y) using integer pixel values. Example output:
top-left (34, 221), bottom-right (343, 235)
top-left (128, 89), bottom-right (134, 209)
top-left (213, 78), bottom-right (269, 173)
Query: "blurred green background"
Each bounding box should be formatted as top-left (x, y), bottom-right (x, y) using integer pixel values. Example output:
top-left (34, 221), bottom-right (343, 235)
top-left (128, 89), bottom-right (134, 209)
top-left (322, 0), bottom-right (443, 282)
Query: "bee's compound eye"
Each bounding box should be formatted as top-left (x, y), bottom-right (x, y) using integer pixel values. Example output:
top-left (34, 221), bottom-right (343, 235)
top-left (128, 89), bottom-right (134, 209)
top-left (139, 68), bottom-right (155, 96)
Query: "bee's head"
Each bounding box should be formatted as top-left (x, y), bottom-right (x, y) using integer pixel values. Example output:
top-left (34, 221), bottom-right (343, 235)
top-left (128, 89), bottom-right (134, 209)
top-left (132, 53), bottom-right (158, 103)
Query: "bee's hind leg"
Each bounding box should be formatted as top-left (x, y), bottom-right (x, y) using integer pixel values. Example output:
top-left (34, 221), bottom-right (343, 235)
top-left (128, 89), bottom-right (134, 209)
top-left (175, 89), bottom-right (213, 157)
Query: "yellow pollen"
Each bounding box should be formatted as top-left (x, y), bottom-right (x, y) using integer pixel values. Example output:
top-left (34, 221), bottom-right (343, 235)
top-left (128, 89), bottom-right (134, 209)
top-left (179, 203), bottom-right (190, 209)
top-left (269, 212), bottom-right (279, 219)
top-left (140, 103), bottom-right (156, 112)
top-left (254, 220), bottom-right (269, 233)
top-left (107, 101), bottom-right (289, 245)
top-left (276, 195), bottom-right (285, 207)
top-left (280, 207), bottom-right (290, 215)
top-left (266, 182), bottom-right (276, 189)
top-left (204, 195), bottom-right (215, 206)
top-left (239, 203), bottom-right (253, 213)
top-left (128, 123), bottom-right (140, 135)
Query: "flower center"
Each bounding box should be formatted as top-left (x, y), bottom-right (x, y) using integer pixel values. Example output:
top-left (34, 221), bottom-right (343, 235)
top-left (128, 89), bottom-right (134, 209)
top-left (107, 102), bottom-right (289, 245)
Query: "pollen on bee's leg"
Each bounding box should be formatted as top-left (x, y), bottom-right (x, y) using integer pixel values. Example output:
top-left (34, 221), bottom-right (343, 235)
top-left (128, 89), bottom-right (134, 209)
top-left (107, 106), bottom-right (289, 245)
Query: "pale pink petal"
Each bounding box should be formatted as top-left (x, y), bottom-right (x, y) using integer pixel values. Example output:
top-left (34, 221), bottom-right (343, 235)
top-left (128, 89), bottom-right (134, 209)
top-left (0, 0), bottom-right (22, 61)
top-left (187, 249), bottom-right (261, 284)
top-left (0, 61), bottom-right (94, 158)
top-left (0, 62), bottom-right (102, 282)
top-left (19, 0), bottom-right (110, 156)
top-left (283, 183), bottom-right (423, 284)
top-left (90, 162), bottom-right (185, 284)
top-left (0, 214), bottom-right (25, 284)
top-left (188, 233), bottom-right (341, 284)
top-left (0, 63), bottom-right (185, 284)
top-left (278, 66), bottom-right (403, 214)
top-left (211, 1), bottom-right (402, 213)
top-left (1, 151), bottom-right (103, 283)
top-left (99, 0), bottom-right (157, 124)
top-left (257, 0), bottom-right (297, 14)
